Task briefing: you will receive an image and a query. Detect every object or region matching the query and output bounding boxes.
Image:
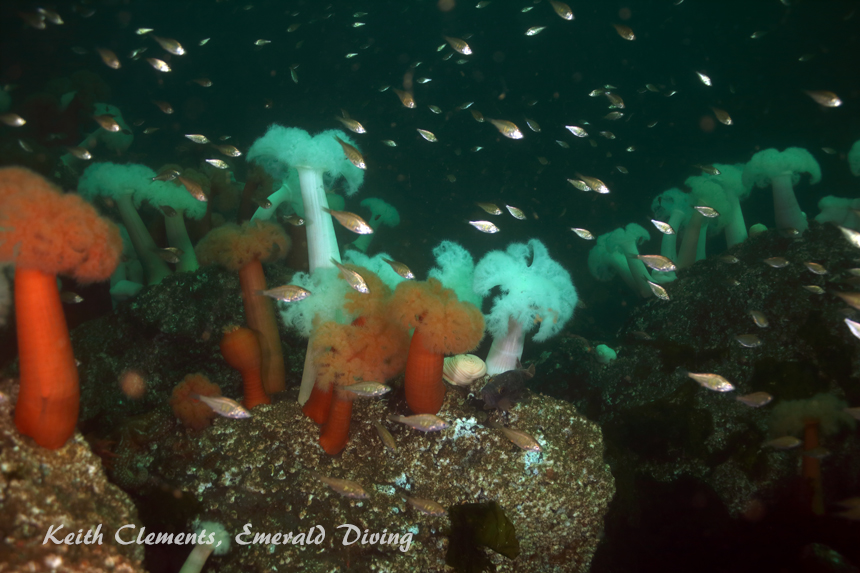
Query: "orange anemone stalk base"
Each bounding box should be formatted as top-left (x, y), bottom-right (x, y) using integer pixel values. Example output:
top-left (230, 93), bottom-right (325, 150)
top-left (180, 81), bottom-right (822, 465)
top-left (404, 328), bottom-right (446, 415)
top-left (303, 383), bottom-right (333, 424)
top-left (802, 419), bottom-right (824, 515)
top-left (319, 390), bottom-right (354, 455)
top-left (14, 268), bottom-right (80, 449)
top-left (238, 259), bottom-right (286, 395)
top-left (220, 326), bottom-right (270, 410)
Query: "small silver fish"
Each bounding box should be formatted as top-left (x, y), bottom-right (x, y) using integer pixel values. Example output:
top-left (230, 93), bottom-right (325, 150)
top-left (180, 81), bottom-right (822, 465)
top-left (647, 280), bottom-right (670, 301)
top-left (804, 262), bottom-right (827, 275)
top-left (804, 90), bottom-right (842, 108)
top-left (374, 422), bottom-right (397, 451)
top-left (683, 370), bottom-right (734, 392)
top-left (736, 391), bottom-right (773, 408)
top-left (693, 164), bottom-right (721, 175)
top-left (845, 318), bottom-right (860, 340)
top-left (651, 219), bottom-right (675, 235)
top-left (342, 381), bottom-right (391, 397)
top-left (749, 310), bottom-right (769, 328)
top-left (283, 214), bottom-right (304, 226)
top-left (331, 258), bottom-right (370, 294)
top-left (635, 255), bottom-right (676, 272)
top-left (256, 284), bottom-right (312, 303)
top-left (383, 258), bottom-right (415, 279)
top-left (444, 36), bottom-right (472, 55)
top-left (839, 226), bottom-right (860, 249)
top-left (549, 0), bottom-right (574, 20)
top-left (568, 179), bottom-right (590, 192)
top-left (93, 114), bottom-right (121, 132)
top-left (693, 205), bottom-right (720, 218)
top-left (834, 292), bottom-right (860, 310)
top-left (763, 257), bottom-right (789, 268)
top-left (469, 220), bottom-right (500, 234)
top-left (153, 36), bottom-right (185, 55)
top-left (60, 291), bottom-right (84, 304)
top-left (763, 436), bottom-right (802, 450)
top-left (309, 471), bottom-right (369, 499)
top-left (205, 159), bottom-right (230, 169)
top-left (576, 174), bottom-right (609, 194)
top-left (490, 422), bottom-right (541, 451)
top-left (66, 146), bottom-right (92, 160)
top-left (153, 247), bottom-right (183, 264)
top-left (488, 119), bottom-right (524, 139)
top-left (334, 136), bottom-right (367, 169)
top-left (403, 495), bottom-right (446, 516)
top-left (334, 115), bottom-right (366, 134)
top-left (476, 202), bottom-right (502, 215)
top-left (506, 205), bottom-right (526, 220)
top-left (802, 446), bottom-right (831, 460)
top-left (96, 48), bottom-right (121, 69)
top-left (571, 228), bottom-right (594, 240)
top-left (323, 207), bottom-right (373, 234)
top-left (417, 128), bottom-right (438, 142)
top-left (802, 285), bottom-right (825, 295)
top-left (192, 394), bottom-right (251, 419)
top-left (525, 118), bottom-right (541, 132)
top-left (146, 58), bottom-right (171, 72)
top-left (213, 144), bottom-right (241, 157)
top-left (388, 413), bottom-right (449, 432)
top-left (735, 334), bottom-right (762, 348)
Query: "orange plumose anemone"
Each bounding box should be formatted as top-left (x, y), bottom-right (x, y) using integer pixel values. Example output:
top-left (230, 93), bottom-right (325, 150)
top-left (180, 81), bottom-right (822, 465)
top-left (169, 373), bottom-right (222, 430)
top-left (0, 167), bottom-right (122, 449)
top-left (390, 278), bottom-right (484, 415)
top-left (303, 267), bottom-right (410, 454)
top-left (196, 220), bottom-right (290, 395)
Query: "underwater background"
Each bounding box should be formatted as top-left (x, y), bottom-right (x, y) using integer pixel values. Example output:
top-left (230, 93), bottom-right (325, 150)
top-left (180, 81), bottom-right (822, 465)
top-left (1, 0), bottom-right (860, 572)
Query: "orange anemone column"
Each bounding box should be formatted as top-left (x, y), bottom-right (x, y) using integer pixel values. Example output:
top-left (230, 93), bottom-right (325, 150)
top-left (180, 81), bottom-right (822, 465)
top-left (319, 389), bottom-right (354, 455)
top-left (303, 381), bottom-right (333, 424)
top-left (220, 326), bottom-right (270, 409)
top-left (238, 259), bottom-right (286, 395)
top-left (14, 268), bottom-right (80, 449)
top-left (404, 328), bottom-right (446, 414)
top-left (802, 419), bottom-right (824, 515)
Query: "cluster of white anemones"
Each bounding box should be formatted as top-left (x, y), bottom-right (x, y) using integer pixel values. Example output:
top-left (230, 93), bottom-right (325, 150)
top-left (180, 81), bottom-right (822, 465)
top-left (442, 354), bottom-right (487, 386)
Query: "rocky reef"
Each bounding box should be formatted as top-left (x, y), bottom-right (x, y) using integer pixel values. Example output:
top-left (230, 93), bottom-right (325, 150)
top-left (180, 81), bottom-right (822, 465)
top-left (0, 379), bottom-right (146, 573)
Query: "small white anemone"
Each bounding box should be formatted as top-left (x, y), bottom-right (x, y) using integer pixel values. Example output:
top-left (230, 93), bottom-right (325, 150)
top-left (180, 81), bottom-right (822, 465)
top-left (442, 354), bottom-right (487, 386)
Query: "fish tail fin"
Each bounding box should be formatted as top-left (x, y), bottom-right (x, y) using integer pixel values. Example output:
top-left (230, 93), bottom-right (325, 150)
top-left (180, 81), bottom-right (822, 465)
top-left (321, 207), bottom-right (332, 214)
top-left (388, 414), bottom-right (402, 423)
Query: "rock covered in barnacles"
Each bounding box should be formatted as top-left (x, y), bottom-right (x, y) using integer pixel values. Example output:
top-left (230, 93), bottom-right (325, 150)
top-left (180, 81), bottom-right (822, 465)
top-left (0, 379), bottom-right (146, 573)
top-left (136, 384), bottom-right (613, 572)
